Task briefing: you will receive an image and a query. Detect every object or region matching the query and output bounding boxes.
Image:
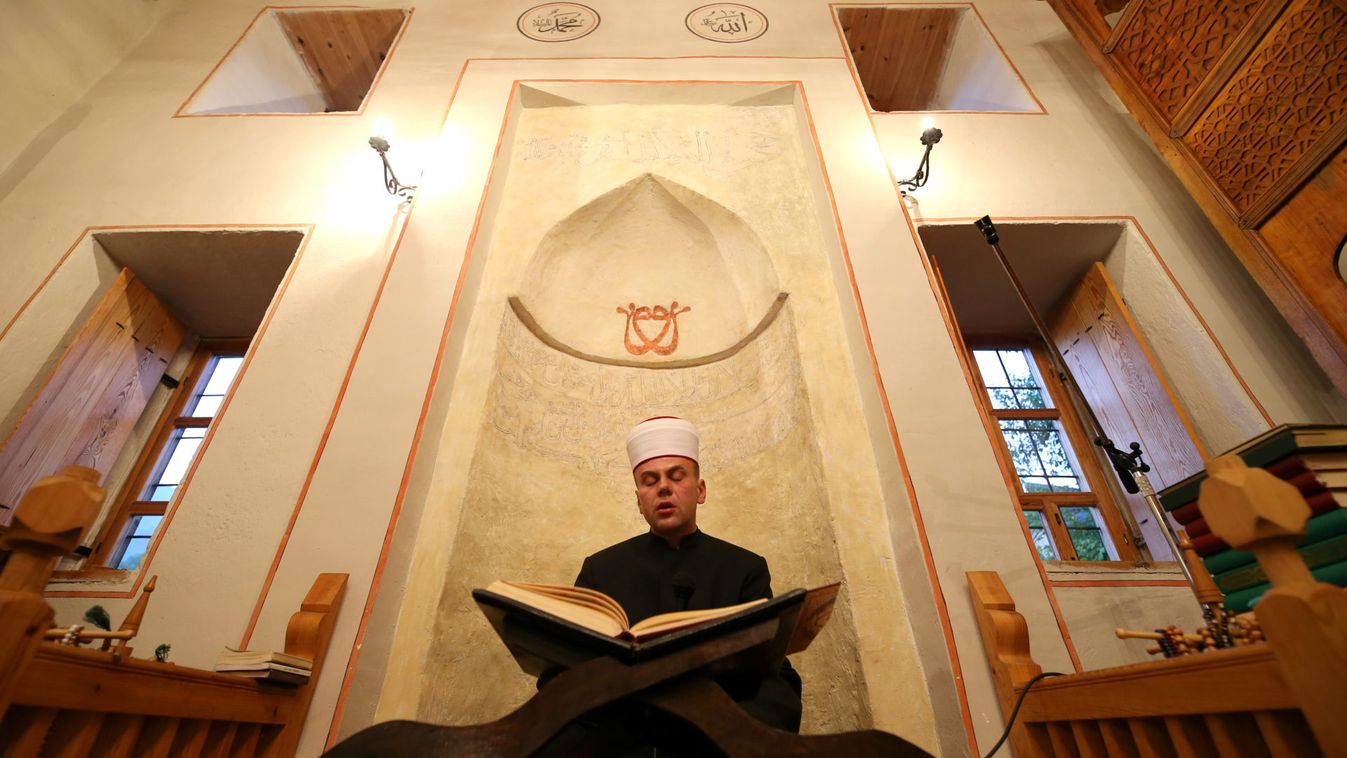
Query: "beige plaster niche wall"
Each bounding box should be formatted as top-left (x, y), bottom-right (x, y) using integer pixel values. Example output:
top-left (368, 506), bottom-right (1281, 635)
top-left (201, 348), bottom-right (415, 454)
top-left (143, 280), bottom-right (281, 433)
top-left (380, 82), bottom-right (938, 749)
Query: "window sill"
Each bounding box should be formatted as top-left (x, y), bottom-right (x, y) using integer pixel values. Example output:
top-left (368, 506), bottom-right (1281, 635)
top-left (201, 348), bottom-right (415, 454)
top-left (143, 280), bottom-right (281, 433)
top-left (49, 568), bottom-right (135, 587)
top-left (1044, 560), bottom-right (1186, 584)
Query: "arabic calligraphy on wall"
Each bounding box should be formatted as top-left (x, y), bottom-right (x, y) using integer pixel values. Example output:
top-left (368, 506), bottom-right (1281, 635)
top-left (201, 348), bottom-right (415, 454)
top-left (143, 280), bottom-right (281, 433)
top-left (517, 3), bottom-right (600, 42)
top-left (520, 127), bottom-right (783, 169)
top-left (686, 3), bottom-right (768, 43)
top-left (617, 301), bottom-right (692, 356)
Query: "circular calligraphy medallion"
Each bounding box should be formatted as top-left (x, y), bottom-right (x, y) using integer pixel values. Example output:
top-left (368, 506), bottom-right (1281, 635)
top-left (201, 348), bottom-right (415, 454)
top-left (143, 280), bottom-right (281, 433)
top-left (517, 3), bottom-right (600, 42)
top-left (685, 3), bottom-right (767, 43)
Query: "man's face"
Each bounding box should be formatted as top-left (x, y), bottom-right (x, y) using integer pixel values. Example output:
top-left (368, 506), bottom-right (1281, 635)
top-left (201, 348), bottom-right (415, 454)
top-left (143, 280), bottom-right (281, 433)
top-left (633, 456), bottom-right (705, 541)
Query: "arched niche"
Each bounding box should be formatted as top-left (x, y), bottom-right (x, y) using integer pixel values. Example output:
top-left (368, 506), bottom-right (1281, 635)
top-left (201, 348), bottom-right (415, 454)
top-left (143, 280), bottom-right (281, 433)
top-left (515, 173), bottom-right (784, 367)
top-left (418, 176), bottom-right (870, 733)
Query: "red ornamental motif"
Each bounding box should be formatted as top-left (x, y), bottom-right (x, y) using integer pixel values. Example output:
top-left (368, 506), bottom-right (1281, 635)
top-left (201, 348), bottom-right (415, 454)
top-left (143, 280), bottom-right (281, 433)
top-left (616, 301), bottom-right (691, 356)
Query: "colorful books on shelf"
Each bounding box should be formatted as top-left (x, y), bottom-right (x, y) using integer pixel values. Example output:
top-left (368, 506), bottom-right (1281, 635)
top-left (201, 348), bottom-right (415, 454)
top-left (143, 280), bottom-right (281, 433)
top-left (1160, 424), bottom-right (1347, 514)
top-left (1156, 424), bottom-right (1347, 606)
top-left (1222, 559), bottom-right (1347, 613)
top-left (213, 649), bottom-right (313, 686)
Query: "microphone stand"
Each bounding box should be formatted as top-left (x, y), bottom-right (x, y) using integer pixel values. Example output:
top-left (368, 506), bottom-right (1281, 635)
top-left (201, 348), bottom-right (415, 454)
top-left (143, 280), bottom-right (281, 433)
top-left (972, 216), bottom-right (1205, 608)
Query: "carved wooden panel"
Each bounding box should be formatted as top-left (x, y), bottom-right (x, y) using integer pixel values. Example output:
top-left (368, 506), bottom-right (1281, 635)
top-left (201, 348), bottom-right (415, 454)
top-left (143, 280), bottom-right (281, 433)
top-left (1110, 0), bottom-right (1264, 122)
top-left (1184, 0), bottom-right (1347, 216)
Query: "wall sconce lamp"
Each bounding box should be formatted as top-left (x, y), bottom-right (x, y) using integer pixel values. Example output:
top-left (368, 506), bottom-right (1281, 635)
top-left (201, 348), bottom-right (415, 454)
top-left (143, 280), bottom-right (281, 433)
top-left (368, 123), bottom-right (417, 199)
top-left (896, 119), bottom-right (943, 195)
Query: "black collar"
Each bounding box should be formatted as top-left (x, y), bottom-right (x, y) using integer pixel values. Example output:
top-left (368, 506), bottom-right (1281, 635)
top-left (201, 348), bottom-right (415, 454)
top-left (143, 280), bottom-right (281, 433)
top-left (645, 528), bottom-right (703, 550)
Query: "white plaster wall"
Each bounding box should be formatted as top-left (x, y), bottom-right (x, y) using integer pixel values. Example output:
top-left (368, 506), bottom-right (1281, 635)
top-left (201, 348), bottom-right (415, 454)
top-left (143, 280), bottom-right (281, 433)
top-left (183, 12), bottom-right (327, 115)
top-left (1051, 583), bottom-right (1206, 670)
top-left (930, 9), bottom-right (1039, 112)
top-left (0, 0), bottom-right (188, 177)
top-left (0, 0), bottom-right (1341, 756)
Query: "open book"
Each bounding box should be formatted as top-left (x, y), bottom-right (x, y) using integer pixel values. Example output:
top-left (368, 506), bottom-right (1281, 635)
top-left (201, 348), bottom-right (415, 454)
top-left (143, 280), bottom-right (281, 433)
top-left (484, 580), bottom-right (770, 642)
top-left (475, 580), bottom-right (840, 672)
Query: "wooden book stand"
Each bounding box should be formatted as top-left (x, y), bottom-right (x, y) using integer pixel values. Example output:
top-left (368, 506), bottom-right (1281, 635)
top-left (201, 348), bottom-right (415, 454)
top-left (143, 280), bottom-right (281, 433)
top-left (327, 596), bottom-right (929, 757)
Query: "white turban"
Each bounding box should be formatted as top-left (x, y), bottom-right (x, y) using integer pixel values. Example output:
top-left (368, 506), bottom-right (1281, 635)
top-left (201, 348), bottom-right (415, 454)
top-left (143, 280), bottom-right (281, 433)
top-left (626, 416), bottom-right (699, 471)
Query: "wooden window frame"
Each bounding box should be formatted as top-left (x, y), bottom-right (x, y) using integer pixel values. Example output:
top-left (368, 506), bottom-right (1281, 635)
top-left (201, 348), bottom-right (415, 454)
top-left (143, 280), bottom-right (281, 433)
top-left (87, 339), bottom-right (248, 568)
top-left (966, 337), bottom-right (1141, 563)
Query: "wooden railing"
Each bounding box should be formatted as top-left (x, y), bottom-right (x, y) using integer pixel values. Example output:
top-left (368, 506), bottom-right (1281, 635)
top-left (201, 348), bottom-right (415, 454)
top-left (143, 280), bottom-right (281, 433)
top-left (969, 454), bottom-right (1347, 756)
top-left (0, 465), bottom-right (348, 757)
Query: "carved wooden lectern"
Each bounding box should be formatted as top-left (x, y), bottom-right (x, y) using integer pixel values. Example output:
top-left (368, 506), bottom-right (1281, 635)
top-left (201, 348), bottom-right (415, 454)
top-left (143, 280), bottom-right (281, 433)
top-left (326, 588), bottom-right (930, 757)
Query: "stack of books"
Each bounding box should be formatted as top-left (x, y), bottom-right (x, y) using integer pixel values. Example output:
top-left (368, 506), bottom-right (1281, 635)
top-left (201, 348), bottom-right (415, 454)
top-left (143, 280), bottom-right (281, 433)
top-left (1159, 424), bottom-right (1347, 612)
top-left (213, 649), bottom-right (312, 685)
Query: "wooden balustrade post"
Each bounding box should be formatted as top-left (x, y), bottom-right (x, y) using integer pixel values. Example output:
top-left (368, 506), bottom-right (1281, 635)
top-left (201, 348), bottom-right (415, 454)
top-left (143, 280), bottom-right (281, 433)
top-left (269, 572), bottom-right (348, 757)
top-left (0, 465), bottom-right (105, 717)
top-left (967, 571), bottom-right (1048, 757)
top-left (1198, 453), bottom-right (1347, 754)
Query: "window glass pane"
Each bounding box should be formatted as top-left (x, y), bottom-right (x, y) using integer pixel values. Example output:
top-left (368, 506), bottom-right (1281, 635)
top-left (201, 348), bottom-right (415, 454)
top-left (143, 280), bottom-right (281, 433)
top-left (148, 485), bottom-right (177, 502)
top-left (202, 356), bottom-right (243, 396)
top-left (1013, 388), bottom-right (1046, 408)
top-left (143, 428), bottom-right (206, 499)
top-left (115, 537), bottom-right (151, 570)
top-left (1000, 418), bottom-right (1087, 493)
top-left (131, 514), bottom-right (164, 537)
top-left (1032, 429), bottom-right (1076, 477)
top-left (998, 349), bottom-right (1036, 388)
top-left (188, 355), bottom-right (243, 417)
top-left (999, 421), bottom-right (1047, 478)
top-left (1048, 476), bottom-right (1082, 492)
top-left (192, 394), bottom-right (224, 418)
top-left (1061, 506), bottom-right (1116, 561)
top-left (987, 388), bottom-right (1017, 410)
top-left (1023, 510), bottom-right (1058, 560)
top-left (973, 350), bottom-right (1010, 389)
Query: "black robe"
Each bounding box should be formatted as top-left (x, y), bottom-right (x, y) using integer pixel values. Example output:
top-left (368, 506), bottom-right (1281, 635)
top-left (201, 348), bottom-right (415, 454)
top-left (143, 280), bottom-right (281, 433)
top-left (575, 529), bottom-right (803, 732)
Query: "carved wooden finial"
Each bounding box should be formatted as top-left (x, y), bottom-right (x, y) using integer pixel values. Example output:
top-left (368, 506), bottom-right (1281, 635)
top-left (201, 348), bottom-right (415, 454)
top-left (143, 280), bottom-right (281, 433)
top-left (1198, 453), bottom-right (1311, 584)
top-left (1200, 456), bottom-right (1347, 753)
top-left (0, 466), bottom-right (105, 712)
top-left (0, 465), bottom-right (105, 593)
top-left (111, 575), bottom-right (158, 656)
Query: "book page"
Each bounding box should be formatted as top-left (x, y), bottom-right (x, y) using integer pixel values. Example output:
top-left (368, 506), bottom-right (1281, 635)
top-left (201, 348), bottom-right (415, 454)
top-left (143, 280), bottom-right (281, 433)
top-left (627, 597), bottom-right (767, 639)
top-left (506, 581), bottom-right (630, 628)
top-left (486, 581), bottom-right (626, 637)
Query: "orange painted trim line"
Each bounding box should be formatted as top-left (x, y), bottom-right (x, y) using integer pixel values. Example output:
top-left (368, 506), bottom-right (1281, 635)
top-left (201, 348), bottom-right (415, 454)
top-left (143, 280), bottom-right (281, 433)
top-left (794, 82), bottom-right (979, 756)
top-left (1048, 579), bottom-right (1191, 588)
top-left (324, 63), bottom-right (500, 748)
top-left (912, 214), bottom-right (1273, 424)
top-left (238, 210), bottom-right (415, 648)
top-left (43, 223), bottom-right (316, 599)
top-left (827, 2), bottom-right (1048, 117)
top-left (172, 5), bottom-right (416, 119)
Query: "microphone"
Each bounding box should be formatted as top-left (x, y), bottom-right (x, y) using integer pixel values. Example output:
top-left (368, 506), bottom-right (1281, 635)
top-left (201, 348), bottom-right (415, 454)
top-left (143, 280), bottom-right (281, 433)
top-left (672, 572), bottom-right (695, 611)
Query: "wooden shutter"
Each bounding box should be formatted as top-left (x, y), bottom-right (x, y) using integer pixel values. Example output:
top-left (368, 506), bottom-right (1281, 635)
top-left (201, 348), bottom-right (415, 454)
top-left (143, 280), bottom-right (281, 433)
top-left (1049, 263), bottom-right (1206, 558)
top-left (0, 270), bottom-right (185, 520)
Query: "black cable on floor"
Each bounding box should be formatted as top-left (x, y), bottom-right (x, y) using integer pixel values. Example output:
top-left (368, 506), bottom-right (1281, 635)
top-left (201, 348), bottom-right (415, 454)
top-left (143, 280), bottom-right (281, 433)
top-left (981, 671), bottom-right (1064, 758)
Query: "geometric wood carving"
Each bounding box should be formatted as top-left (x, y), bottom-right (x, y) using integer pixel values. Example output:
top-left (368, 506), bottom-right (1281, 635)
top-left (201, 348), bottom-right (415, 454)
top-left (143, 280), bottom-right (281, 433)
top-left (276, 9), bottom-right (408, 113)
top-left (1110, 0), bottom-right (1265, 123)
top-left (1183, 0), bottom-right (1347, 216)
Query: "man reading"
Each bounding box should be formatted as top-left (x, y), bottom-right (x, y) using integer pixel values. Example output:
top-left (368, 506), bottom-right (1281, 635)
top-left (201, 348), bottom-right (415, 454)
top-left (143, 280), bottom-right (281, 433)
top-left (572, 416), bottom-right (803, 734)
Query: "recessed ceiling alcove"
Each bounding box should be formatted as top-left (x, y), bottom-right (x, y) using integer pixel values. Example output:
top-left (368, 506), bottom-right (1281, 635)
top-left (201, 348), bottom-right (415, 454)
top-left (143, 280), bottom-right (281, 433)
top-left (837, 5), bottom-right (1041, 112)
top-left (180, 8), bottom-right (408, 115)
